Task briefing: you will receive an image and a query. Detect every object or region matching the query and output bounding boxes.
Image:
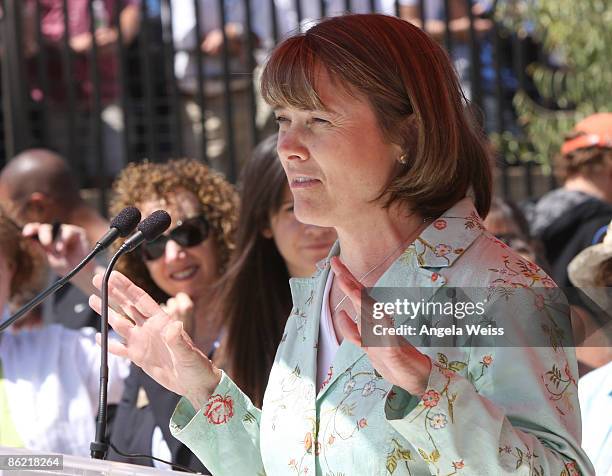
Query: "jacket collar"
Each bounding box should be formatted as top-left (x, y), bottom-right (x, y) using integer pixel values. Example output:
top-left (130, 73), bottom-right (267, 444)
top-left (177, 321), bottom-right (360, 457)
top-left (414, 197), bottom-right (485, 268)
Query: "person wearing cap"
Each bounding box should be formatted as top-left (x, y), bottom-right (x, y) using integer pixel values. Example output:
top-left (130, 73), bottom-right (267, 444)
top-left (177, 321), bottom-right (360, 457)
top-left (568, 221), bottom-right (612, 476)
top-left (529, 113), bottom-right (612, 289)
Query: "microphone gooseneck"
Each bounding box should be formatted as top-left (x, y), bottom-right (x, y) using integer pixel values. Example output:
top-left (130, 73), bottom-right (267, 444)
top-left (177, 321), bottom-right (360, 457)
top-left (0, 207), bottom-right (141, 333)
top-left (91, 210), bottom-right (171, 460)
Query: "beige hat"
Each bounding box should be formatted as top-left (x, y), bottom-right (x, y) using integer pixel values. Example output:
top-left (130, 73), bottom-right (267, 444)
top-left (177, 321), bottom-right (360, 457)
top-left (568, 219), bottom-right (612, 310)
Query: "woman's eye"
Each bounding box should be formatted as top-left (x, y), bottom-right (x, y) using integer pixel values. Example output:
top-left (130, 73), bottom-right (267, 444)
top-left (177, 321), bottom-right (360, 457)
top-left (311, 117), bottom-right (330, 125)
top-left (274, 116), bottom-right (289, 124)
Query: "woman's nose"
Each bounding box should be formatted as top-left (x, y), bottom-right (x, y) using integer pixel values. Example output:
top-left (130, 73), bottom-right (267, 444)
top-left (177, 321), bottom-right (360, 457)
top-left (163, 239), bottom-right (184, 262)
top-left (277, 128), bottom-right (309, 162)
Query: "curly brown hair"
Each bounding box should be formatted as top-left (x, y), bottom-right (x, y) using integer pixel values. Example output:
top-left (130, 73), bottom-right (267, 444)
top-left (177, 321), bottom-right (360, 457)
top-left (0, 207), bottom-right (47, 303)
top-left (109, 159), bottom-right (239, 303)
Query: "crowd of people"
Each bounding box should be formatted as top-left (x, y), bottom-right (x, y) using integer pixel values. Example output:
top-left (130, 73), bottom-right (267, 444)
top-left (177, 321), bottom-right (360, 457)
top-left (11, 0), bottom-right (512, 182)
top-left (0, 8), bottom-right (610, 476)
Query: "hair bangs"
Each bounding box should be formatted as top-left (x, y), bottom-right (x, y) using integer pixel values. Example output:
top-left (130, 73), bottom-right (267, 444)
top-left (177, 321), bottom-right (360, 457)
top-left (261, 35), bottom-right (325, 111)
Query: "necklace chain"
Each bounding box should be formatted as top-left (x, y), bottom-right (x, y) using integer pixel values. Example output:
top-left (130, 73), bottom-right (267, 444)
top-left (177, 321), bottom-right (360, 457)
top-left (332, 216), bottom-right (431, 315)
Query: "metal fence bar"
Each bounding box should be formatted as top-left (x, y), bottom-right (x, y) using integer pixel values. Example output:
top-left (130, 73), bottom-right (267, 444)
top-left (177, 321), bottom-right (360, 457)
top-left (161, 0), bottom-right (184, 158)
top-left (320, 0), bottom-right (327, 18)
top-left (86, 0), bottom-right (106, 211)
top-left (295, 0), bottom-right (302, 28)
top-left (244, 0), bottom-right (259, 147)
top-left (418, 0), bottom-right (426, 33)
top-left (114, 0), bottom-right (132, 168)
top-left (34, 0), bottom-right (50, 145)
top-left (442, 0), bottom-right (452, 54)
top-left (139, 1), bottom-right (157, 162)
top-left (344, 0), bottom-right (352, 13)
top-left (218, 0), bottom-right (237, 182)
top-left (368, 0), bottom-right (376, 13)
top-left (1, 0), bottom-right (30, 160)
top-left (270, 0), bottom-right (280, 43)
top-left (512, 34), bottom-right (527, 93)
top-left (465, 0), bottom-right (482, 113)
top-left (491, 21), bottom-right (510, 197)
top-left (60, 0), bottom-right (78, 173)
top-left (492, 24), bottom-right (505, 134)
top-left (193, 0), bottom-right (210, 165)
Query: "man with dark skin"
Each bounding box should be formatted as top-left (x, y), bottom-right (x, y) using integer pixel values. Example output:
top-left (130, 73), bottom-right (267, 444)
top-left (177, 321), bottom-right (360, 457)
top-left (0, 149), bottom-right (107, 329)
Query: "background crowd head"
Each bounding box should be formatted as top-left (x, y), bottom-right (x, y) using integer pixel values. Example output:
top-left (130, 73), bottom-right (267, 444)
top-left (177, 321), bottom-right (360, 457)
top-left (109, 158), bottom-right (238, 303)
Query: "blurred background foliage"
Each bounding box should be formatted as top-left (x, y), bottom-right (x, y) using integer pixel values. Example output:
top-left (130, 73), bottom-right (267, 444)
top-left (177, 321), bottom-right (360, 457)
top-left (492, 0), bottom-right (612, 171)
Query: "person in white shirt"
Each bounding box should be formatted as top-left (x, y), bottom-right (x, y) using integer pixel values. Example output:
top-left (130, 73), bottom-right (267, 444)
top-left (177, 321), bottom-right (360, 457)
top-left (578, 362), bottom-right (612, 476)
top-left (569, 219), bottom-right (612, 475)
top-left (0, 209), bottom-right (129, 456)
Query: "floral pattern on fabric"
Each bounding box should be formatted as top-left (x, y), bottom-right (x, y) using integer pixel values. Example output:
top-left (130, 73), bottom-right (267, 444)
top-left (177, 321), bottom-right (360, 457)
top-left (203, 394), bottom-right (235, 425)
top-left (169, 198), bottom-right (592, 476)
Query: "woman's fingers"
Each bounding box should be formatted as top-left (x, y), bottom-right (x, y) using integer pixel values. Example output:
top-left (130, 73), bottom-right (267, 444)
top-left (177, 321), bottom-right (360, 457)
top-left (89, 294), bottom-right (135, 339)
top-left (163, 320), bottom-right (200, 365)
top-left (92, 271), bottom-right (153, 325)
top-left (337, 310), bottom-right (362, 347)
top-left (95, 333), bottom-right (129, 359)
top-left (108, 271), bottom-right (164, 318)
top-left (331, 257), bottom-right (362, 302)
top-left (91, 275), bottom-right (146, 326)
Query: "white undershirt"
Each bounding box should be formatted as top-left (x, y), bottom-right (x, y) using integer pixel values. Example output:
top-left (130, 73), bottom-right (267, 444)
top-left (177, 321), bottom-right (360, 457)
top-left (316, 271), bottom-right (340, 392)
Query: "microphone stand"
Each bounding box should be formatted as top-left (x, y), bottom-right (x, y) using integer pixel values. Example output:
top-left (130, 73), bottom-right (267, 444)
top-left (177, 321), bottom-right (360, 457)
top-left (90, 209), bottom-right (170, 459)
top-left (90, 249), bottom-right (124, 460)
top-left (0, 246), bottom-right (101, 332)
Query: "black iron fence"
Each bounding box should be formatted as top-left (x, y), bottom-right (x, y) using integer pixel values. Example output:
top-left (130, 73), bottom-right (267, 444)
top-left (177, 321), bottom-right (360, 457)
top-left (1, 0), bottom-right (546, 210)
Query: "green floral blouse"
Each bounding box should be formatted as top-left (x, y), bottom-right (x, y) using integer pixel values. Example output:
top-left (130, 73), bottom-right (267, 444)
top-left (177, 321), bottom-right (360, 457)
top-left (170, 198), bottom-right (594, 476)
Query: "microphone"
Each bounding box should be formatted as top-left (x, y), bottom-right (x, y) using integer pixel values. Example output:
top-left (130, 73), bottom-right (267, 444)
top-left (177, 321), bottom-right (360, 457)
top-left (118, 209), bottom-right (172, 253)
top-left (0, 207), bottom-right (142, 332)
top-left (95, 206), bottom-right (142, 250)
top-left (91, 210), bottom-right (171, 460)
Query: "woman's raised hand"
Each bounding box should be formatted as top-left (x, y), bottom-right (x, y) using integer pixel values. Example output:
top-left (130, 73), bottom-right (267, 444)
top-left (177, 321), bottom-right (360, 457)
top-left (88, 271), bottom-right (221, 409)
top-left (330, 256), bottom-right (432, 397)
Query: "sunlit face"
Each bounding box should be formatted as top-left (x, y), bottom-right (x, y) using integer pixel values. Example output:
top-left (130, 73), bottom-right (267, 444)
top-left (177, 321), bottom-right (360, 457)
top-left (140, 189), bottom-right (219, 299)
top-left (264, 185), bottom-right (337, 278)
top-left (275, 68), bottom-right (400, 228)
top-left (0, 250), bottom-right (13, 312)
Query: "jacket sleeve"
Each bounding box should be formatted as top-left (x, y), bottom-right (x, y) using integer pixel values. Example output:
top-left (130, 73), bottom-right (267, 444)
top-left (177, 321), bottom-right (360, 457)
top-left (384, 287), bottom-right (595, 476)
top-left (169, 371), bottom-right (265, 476)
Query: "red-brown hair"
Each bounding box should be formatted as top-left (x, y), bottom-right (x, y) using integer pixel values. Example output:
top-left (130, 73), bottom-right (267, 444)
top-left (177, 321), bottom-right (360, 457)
top-left (261, 14), bottom-right (492, 218)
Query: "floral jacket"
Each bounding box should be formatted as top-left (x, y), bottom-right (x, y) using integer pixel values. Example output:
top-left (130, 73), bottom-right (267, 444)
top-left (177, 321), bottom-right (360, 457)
top-left (169, 198), bottom-right (594, 476)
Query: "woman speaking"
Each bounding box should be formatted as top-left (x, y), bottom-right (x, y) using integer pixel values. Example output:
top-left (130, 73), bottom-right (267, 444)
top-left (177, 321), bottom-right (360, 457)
top-left (89, 14), bottom-right (593, 475)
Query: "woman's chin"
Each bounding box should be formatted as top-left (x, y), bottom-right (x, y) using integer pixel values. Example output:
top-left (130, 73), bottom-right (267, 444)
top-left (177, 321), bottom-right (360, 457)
top-left (294, 202), bottom-right (334, 228)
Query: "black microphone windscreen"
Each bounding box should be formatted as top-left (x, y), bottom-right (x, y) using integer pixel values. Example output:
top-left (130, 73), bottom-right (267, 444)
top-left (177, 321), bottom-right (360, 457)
top-left (110, 207), bottom-right (141, 237)
top-left (138, 210), bottom-right (171, 242)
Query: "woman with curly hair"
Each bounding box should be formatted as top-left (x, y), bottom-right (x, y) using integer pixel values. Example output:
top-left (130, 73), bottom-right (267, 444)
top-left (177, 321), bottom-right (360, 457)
top-left (106, 158), bottom-right (238, 473)
top-left (0, 208), bottom-right (129, 455)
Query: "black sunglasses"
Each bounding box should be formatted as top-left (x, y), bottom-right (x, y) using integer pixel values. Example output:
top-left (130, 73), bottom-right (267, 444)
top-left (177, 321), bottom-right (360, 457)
top-left (141, 215), bottom-right (210, 261)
